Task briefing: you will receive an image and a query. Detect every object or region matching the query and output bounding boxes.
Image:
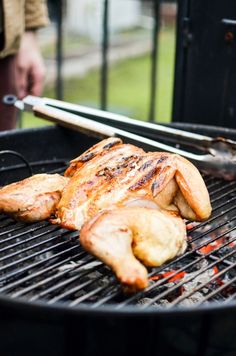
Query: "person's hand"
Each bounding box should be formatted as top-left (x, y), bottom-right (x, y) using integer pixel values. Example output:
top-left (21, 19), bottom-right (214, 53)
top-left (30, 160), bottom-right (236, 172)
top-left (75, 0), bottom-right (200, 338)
top-left (15, 31), bottom-right (46, 99)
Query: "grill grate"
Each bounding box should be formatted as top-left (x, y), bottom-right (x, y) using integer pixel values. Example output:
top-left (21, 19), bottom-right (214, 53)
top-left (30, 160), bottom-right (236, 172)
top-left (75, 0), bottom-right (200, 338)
top-left (0, 158), bottom-right (236, 310)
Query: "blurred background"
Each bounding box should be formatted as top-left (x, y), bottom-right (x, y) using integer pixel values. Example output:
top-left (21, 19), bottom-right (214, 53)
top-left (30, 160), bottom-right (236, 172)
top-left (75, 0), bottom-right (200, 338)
top-left (21, 0), bottom-right (177, 128)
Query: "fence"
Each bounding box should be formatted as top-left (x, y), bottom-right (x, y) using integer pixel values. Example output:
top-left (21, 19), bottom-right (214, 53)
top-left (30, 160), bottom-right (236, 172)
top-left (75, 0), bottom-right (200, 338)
top-left (50, 0), bottom-right (176, 123)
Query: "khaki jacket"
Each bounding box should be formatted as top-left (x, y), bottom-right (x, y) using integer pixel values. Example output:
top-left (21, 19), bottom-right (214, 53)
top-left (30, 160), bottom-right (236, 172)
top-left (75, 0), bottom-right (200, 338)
top-left (0, 0), bottom-right (49, 58)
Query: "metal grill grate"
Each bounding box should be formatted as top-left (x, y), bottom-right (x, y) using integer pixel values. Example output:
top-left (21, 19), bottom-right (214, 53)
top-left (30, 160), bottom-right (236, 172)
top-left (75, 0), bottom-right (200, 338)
top-left (0, 159), bottom-right (236, 310)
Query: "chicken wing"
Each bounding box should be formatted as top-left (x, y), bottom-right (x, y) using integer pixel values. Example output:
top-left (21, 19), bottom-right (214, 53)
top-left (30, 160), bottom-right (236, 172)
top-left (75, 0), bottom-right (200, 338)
top-left (80, 206), bottom-right (187, 292)
top-left (0, 173), bottom-right (69, 222)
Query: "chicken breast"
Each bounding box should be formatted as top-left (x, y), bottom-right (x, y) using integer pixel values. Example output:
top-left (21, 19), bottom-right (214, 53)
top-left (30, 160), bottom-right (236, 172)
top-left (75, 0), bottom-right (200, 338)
top-left (80, 206), bottom-right (187, 292)
top-left (0, 173), bottom-right (69, 222)
top-left (54, 139), bottom-right (211, 230)
top-left (53, 140), bottom-right (145, 229)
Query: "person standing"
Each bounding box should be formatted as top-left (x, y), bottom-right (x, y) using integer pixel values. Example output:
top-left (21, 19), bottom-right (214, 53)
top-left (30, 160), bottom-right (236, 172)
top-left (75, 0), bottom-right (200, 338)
top-left (0, 0), bottom-right (49, 131)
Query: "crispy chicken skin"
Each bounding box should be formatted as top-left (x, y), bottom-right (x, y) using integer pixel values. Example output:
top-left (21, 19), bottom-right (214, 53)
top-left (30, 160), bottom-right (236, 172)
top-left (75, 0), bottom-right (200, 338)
top-left (0, 174), bottom-right (69, 222)
top-left (80, 206), bottom-right (187, 292)
top-left (54, 139), bottom-right (211, 230)
top-left (65, 137), bottom-right (123, 177)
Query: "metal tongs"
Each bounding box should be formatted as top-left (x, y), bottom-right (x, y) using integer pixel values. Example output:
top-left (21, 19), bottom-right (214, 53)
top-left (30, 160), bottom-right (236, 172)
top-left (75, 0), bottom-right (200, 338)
top-left (4, 95), bottom-right (236, 180)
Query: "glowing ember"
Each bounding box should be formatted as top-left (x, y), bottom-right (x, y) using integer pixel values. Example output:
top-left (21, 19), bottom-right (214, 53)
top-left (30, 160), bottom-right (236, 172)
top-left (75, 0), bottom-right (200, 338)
top-left (186, 222), bottom-right (199, 230)
top-left (149, 270), bottom-right (186, 283)
top-left (199, 237), bottom-right (226, 254)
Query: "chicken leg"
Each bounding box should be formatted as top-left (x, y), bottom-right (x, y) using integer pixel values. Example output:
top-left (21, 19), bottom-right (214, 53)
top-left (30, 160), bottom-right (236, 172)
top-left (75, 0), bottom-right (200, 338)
top-left (80, 206), bottom-right (187, 292)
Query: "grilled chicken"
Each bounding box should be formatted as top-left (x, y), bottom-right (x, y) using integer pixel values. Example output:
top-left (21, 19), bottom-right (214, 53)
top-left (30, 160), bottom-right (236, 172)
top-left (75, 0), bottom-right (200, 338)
top-left (80, 206), bottom-right (187, 292)
top-left (54, 139), bottom-right (211, 230)
top-left (0, 174), bottom-right (69, 222)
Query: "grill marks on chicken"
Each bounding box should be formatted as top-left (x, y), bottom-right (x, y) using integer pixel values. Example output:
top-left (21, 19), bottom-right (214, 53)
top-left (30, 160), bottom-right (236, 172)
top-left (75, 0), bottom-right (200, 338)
top-left (80, 206), bottom-right (187, 292)
top-left (65, 137), bottom-right (123, 177)
top-left (0, 174), bottom-right (69, 222)
top-left (54, 142), bottom-right (211, 231)
top-left (54, 140), bottom-right (145, 230)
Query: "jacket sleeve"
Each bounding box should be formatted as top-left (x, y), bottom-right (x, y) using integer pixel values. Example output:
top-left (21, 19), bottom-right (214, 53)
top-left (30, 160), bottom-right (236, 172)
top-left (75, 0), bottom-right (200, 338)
top-left (24, 0), bottom-right (49, 30)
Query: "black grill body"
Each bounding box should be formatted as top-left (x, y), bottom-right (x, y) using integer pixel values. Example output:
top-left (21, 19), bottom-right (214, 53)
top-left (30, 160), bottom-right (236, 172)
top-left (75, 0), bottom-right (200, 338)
top-left (173, 0), bottom-right (236, 128)
top-left (0, 125), bottom-right (236, 356)
top-left (1, 297), bottom-right (236, 356)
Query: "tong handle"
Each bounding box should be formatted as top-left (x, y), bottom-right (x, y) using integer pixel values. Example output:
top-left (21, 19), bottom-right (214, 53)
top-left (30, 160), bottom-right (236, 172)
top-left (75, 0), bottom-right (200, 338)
top-left (35, 104), bottom-right (231, 177)
top-left (22, 96), bottom-right (236, 153)
top-left (42, 97), bottom-right (214, 147)
top-left (11, 95), bottom-right (236, 179)
top-left (6, 95), bottom-right (204, 159)
top-left (33, 105), bottom-right (116, 139)
top-left (4, 94), bottom-right (236, 180)
top-left (33, 103), bottom-right (207, 162)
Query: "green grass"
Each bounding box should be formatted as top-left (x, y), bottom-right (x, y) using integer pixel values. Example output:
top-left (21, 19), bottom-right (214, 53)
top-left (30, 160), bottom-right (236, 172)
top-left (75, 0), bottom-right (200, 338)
top-left (21, 27), bottom-right (176, 128)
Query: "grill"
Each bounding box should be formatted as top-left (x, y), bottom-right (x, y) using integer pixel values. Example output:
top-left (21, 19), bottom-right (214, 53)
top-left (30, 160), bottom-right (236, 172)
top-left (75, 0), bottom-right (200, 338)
top-left (0, 173), bottom-right (236, 308)
top-left (1, 124), bottom-right (236, 355)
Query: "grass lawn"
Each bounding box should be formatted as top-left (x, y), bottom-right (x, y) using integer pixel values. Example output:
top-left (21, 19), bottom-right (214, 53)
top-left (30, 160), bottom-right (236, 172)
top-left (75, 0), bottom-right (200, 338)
top-left (21, 26), bottom-right (176, 128)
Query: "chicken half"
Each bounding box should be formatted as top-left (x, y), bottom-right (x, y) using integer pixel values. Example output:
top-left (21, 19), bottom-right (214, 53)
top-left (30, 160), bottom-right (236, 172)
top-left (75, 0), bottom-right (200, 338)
top-left (0, 173), bottom-right (69, 222)
top-left (54, 138), bottom-right (211, 230)
top-left (80, 206), bottom-right (187, 292)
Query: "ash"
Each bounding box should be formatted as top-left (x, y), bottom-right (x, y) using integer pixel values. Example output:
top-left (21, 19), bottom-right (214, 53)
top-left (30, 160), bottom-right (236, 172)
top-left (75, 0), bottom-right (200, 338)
top-left (178, 263), bottom-right (217, 306)
top-left (142, 258), bottom-right (234, 308)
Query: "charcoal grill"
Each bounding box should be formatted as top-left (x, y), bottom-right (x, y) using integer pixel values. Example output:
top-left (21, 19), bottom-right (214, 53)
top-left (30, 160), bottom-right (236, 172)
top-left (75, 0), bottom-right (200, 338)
top-left (0, 124), bottom-right (236, 356)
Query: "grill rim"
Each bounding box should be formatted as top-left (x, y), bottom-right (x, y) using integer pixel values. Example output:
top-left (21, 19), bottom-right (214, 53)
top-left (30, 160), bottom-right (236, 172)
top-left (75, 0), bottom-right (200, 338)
top-left (1, 291), bottom-right (236, 317)
top-left (1, 124), bottom-right (236, 314)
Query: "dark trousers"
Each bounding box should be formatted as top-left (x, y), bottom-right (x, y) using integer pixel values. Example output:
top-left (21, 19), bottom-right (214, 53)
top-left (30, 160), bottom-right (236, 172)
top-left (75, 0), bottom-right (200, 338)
top-left (0, 33), bottom-right (18, 131)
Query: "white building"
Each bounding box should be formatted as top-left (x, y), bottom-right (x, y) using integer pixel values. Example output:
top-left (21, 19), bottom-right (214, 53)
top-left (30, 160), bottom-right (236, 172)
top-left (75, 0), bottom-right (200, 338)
top-left (65, 0), bottom-right (142, 42)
